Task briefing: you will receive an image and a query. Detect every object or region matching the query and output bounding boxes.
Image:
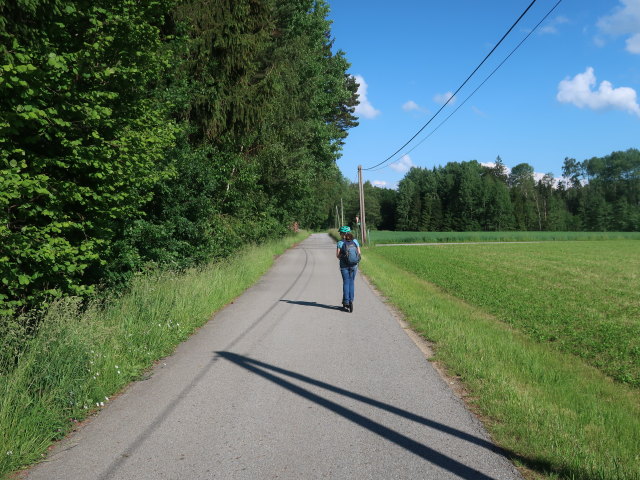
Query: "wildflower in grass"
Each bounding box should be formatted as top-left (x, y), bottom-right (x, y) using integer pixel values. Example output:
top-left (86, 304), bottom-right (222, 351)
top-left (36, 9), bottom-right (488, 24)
top-left (6, 451), bottom-right (12, 455)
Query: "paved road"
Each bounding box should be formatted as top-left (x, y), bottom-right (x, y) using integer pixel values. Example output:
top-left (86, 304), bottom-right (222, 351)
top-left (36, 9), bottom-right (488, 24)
top-left (25, 233), bottom-right (522, 480)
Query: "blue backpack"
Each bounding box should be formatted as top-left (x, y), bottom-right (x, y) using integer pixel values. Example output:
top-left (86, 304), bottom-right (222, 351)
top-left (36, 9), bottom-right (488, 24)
top-left (341, 240), bottom-right (360, 266)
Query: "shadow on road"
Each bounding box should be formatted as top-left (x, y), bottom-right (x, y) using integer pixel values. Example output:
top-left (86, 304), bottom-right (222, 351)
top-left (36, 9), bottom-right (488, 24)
top-left (216, 351), bottom-right (513, 480)
top-left (95, 250), bottom-right (314, 480)
top-left (280, 299), bottom-right (343, 311)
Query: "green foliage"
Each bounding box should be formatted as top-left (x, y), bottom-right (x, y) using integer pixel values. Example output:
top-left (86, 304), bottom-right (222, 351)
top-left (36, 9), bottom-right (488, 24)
top-left (393, 161), bottom-right (516, 231)
top-left (0, 0), bottom-right (179, 314)
top-left (0, 0), bottom-right (357, 314)
top-left (382, 149), bottom-right (640, 233)
top-left (114, 0), bottom-right (358, 277)
top-left (563, 149), bottom-right (640, 231)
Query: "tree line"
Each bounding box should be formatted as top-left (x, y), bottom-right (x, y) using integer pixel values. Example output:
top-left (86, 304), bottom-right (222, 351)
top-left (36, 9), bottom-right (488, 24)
top-left (341, 149), bottom-right (640, 233)
top-left (0, 0), bottom-right (358, 316)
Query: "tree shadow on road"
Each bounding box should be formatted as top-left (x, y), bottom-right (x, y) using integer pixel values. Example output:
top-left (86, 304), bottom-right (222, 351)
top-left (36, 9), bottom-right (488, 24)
top-left (216, 351), bottom-right (519, 480)
top-left (93, 344), bottom-right (570, 480)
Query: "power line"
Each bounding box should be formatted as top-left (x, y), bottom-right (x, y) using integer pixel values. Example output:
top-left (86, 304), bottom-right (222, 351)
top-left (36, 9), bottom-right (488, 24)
top-left (370, 0), bottom-right (564, 173)
top-left (363, 0), bottom-right (539, 172)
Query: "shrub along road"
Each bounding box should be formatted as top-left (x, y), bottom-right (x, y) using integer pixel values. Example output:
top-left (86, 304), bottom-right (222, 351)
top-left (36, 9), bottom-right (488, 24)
top-left (24, 234), bottom-right (521, 480)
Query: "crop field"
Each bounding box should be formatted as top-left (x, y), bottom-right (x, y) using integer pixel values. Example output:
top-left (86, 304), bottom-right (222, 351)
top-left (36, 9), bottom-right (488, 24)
top-left (368, 230), bottom-right (640, 245)
top-left (369, 240), bottom-right (640, 387)
top-left (361, 238), bottom-right (640, 479)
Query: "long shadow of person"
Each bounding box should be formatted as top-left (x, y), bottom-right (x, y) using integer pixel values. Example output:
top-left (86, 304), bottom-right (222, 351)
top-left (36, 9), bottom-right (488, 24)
top-left (280, 299), bottom-right (344, 311)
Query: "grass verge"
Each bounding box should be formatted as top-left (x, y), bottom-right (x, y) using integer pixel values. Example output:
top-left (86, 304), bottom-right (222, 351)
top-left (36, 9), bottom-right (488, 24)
top-left (0, 231), bottom-right (308, 478)
top-left (360, 249), bottom-right (640, 480)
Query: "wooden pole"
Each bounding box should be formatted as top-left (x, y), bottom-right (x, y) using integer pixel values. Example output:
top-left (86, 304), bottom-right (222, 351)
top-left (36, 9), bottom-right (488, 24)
top-left (357, 166), bottom-right (367, 244)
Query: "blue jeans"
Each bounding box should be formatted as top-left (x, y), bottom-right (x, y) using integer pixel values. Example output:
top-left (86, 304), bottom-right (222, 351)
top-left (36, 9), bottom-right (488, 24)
top-left (340, 266), bottom-right (357, 304)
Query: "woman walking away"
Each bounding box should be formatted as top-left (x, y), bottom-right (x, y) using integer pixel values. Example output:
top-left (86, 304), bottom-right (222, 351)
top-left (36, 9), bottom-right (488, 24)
top-left (336, 226), bottom-right (361, 312)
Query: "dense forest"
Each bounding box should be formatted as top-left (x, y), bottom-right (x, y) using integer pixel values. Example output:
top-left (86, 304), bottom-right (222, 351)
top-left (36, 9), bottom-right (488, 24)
top-left (342, 150), bottom-right (640, 234)
top-left (2, 1), bottom-right (638, 318)
top-left (0, 0), bottom-right (358, 315)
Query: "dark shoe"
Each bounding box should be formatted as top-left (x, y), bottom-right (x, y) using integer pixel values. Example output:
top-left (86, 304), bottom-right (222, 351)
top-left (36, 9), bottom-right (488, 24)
top-left (348, 302), bottom-right (353, 313)
top-left (342, 302), bottom-right (348, 311)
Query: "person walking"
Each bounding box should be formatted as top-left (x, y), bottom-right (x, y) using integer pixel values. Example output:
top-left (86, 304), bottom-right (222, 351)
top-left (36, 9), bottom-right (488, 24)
top-left (336, 226), bottom-right (361, 312)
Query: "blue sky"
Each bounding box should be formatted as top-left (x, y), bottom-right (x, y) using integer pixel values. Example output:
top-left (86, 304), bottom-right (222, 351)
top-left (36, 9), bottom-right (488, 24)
top-left (326, 0), bottom-right (640, 189)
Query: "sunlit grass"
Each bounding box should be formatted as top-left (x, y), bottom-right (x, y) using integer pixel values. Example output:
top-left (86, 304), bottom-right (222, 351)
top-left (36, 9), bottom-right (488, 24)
top-left (361, 244), bottom-right (640, 480)
top-left (370, 240), bottom-right (640, 386)
top-left (0, 232), bottom-right (308, 478)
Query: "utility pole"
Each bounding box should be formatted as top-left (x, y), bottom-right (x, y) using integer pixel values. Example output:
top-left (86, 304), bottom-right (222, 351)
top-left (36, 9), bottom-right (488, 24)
top-left (340, 198), bottom-right (344, 227)
top-left (357, 165), bottom-right (367, 244)
top-left (335, 205), bottom-right (339, 229)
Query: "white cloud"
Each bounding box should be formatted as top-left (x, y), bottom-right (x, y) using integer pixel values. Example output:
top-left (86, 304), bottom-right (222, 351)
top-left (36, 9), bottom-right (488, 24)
top-left (353, 75), bottom-right (380, 119)
top-left (471, 105), bottom-right (487, 117)
top-left (597, 0), bottom-right (640, 54)
top-left (389, 155), bottom-right (415, 173)
top-left (433, 91), bottom-right (456, 105)
top-left (556, 67), bottom-right (640, 117)
top-left (593, 35), bottom-right (607, 47)
top-left (626, 32), bottom-right (640, 52)
top-left (481, 161), bottom-right (503, 169)
top-left (402, 100), bottom-right (419, 111)
top-left (534, 172), bottom-right (566, 188)
top-left (533, 172), bottom-right (549, 183)
top-left (402, 100), bottom-right (428, 113)
top-left (372, 180), bottom-right (387, 188)
top-left (539, 15), bottom-right (569, 34)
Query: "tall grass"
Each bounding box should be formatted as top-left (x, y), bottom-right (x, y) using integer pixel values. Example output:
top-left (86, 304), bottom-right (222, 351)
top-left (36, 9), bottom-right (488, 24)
top-left (361, 248), bottom-right (640, 480)
top-left (368, 230), bottom-right (640, 245)
top-left (0, 232), bottom-right (308, 478)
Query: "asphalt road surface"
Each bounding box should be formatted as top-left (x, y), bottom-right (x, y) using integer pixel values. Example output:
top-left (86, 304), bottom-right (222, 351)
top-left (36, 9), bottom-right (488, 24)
top-left (25, 233), bottom-right (522, 480)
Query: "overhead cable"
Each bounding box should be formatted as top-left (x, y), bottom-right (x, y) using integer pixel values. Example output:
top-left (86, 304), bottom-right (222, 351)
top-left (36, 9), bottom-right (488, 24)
top-left (369, 0), bottom-right (564, 172)
top-left (363, 0), bottom-right (539, 171)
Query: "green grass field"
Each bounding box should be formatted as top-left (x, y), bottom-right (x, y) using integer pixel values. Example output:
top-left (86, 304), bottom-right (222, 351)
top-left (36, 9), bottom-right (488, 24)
top-left (361, 239), bottom-right (640, 480)
top-left (368, 230), bottom-right (640, 245)
top-left (370, 240), bottom-right (640, 387)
